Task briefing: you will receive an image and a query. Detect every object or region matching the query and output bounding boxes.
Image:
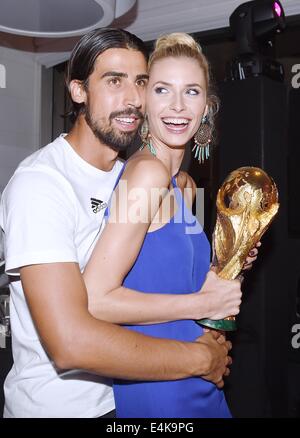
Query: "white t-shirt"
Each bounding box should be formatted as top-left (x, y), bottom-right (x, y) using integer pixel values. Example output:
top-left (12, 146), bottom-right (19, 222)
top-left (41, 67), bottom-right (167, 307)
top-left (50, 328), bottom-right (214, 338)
top-left (0, 135), bottom-right (123, 418)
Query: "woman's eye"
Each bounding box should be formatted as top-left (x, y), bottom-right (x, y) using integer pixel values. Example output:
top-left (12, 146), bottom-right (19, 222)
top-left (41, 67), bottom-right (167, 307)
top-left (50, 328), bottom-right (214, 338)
top-left (186, 88), bottom-right (199, 96)
top-left (154, 87), bottom-right (168, 94)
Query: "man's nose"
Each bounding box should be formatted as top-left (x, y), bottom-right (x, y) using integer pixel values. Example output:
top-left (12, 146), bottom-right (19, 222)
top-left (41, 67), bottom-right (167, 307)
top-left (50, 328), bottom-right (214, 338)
top-left (124, 83), bottom-right (144, 109)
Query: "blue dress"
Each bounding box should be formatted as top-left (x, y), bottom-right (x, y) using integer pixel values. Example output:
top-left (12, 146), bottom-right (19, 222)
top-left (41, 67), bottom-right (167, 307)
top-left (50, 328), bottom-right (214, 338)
top-left (112, 172), bottom-right (231, 418)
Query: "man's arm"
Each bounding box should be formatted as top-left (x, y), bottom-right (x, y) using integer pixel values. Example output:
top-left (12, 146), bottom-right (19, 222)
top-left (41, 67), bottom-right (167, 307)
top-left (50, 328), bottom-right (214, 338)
top-left (5, 167), bottom-right (231, 386)
top-left (20, 261), bottom-right (231, 386)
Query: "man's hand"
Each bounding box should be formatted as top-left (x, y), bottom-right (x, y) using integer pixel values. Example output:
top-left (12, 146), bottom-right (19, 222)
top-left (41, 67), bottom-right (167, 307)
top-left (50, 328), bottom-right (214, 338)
top-left (195, 330), bottom-right (232, 388)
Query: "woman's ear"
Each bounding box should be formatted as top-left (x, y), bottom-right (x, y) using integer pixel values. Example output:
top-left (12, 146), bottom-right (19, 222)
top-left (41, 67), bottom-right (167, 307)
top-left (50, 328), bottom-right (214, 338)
top-left (69, 80), bottom-right (86, 104)
top-left (203, 104), bottom-right (209, 118)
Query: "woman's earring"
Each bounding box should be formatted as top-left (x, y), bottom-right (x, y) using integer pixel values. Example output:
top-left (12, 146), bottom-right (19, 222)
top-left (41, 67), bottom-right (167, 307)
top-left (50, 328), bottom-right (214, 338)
top-left (192, 116), bottom-right (212, 163)
top-left (139, 116), bottom-right (149, 145)
top-left (139, 116), bottom-right (157, 157)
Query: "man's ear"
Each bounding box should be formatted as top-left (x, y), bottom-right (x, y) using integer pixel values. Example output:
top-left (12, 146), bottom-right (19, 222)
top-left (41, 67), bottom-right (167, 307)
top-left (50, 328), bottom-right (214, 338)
top-left (69, 80), bottom-right (86, 104)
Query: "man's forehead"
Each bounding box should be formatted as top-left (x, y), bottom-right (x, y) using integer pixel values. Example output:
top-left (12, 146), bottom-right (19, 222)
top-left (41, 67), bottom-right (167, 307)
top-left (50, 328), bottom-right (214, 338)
top-left (94, 48), bottom-right (148, 74)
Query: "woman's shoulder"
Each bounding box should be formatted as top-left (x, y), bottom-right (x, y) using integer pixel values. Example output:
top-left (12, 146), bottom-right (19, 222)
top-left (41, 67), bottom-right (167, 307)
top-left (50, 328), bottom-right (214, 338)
top-left (124, 153), bottom-right (170, 189)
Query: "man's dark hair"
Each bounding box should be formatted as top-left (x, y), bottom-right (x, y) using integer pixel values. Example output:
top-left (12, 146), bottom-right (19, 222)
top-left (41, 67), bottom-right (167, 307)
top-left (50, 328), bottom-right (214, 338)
top-left (66, 28), bottom-right (148, 123)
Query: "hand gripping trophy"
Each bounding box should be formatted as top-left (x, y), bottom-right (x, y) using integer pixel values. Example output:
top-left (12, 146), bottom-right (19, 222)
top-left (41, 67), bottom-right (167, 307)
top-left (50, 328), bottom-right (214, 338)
top-left (198, 167), bottom-right (279, 331)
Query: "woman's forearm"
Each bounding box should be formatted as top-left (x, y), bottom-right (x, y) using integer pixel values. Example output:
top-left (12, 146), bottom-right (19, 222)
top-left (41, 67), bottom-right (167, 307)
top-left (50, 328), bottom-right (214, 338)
top-left (86, 285), bottom-right (209, 324)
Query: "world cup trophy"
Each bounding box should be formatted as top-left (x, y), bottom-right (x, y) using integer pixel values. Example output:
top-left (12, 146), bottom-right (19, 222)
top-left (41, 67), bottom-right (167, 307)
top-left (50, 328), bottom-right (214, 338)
top-left (197, 167), bottom-right (279, 331)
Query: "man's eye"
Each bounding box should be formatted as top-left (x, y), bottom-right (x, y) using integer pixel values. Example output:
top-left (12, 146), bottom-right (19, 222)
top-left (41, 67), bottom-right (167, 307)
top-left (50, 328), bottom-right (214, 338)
top-left (108, 77), bottom-right (121, 86)
top-left (136, 79), bottom-right (147, 87)
top-left (154, 87), bottom-right (168, 94)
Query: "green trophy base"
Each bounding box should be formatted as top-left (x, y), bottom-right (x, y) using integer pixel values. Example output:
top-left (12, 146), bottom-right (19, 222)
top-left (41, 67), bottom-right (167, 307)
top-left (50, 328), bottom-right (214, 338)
top-left (196, 318), bottom-right (236, 331)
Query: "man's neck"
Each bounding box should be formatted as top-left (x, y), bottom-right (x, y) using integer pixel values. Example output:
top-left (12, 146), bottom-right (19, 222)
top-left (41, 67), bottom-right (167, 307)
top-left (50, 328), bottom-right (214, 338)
top-left (65, 118), bottom-right (119, 172)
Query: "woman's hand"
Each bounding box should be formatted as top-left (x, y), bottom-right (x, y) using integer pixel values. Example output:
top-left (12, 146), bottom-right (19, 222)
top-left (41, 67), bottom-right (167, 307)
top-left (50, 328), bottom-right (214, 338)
top-left (242, 241), bottom-right (261, 271)
top-left (197, 270), bottom-right (242, 321)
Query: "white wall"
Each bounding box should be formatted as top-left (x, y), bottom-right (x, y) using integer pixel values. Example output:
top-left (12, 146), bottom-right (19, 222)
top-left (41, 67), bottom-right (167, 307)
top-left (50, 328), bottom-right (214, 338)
top-left (0, 47), bottom-right (42, 192)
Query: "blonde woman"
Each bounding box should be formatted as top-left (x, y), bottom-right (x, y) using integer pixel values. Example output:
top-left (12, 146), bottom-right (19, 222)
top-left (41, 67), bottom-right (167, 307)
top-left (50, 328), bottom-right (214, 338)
top-left (84, 33), bottom-right (257, 417)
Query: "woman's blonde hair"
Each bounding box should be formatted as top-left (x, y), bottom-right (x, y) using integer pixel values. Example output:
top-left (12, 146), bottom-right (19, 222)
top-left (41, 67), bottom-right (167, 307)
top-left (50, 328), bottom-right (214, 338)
top-left (149, 33), bottom-right (219, 138)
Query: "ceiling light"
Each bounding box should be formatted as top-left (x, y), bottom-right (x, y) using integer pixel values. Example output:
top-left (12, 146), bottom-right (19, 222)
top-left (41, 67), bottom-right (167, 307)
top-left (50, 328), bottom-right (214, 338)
top-left (0, 0), bottom-right (136, 38)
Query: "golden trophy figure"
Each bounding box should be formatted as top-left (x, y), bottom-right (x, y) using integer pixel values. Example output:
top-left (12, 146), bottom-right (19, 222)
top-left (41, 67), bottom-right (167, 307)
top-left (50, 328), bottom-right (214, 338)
top-left (197, 167), bottom-right (279, 331)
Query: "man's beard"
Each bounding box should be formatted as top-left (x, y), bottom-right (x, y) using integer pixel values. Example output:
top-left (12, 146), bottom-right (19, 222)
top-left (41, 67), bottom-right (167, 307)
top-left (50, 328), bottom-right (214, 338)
top-left (84, 101), bottom-right (143, 152)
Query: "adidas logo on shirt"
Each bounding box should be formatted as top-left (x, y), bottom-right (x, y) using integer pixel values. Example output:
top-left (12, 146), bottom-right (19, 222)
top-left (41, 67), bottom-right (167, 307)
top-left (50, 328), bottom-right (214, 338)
top-left (90, 198), bottom-right (107, 214)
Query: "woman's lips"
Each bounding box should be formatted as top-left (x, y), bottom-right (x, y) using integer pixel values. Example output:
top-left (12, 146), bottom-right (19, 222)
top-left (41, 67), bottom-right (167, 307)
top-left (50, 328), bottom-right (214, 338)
top-left (161, 117), bottom-right (190, 134)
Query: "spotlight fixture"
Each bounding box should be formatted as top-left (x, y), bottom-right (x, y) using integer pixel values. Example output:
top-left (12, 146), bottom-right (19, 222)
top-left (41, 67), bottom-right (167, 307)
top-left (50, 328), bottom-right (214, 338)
top-left (227, 0), bottom-right (286, 82)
